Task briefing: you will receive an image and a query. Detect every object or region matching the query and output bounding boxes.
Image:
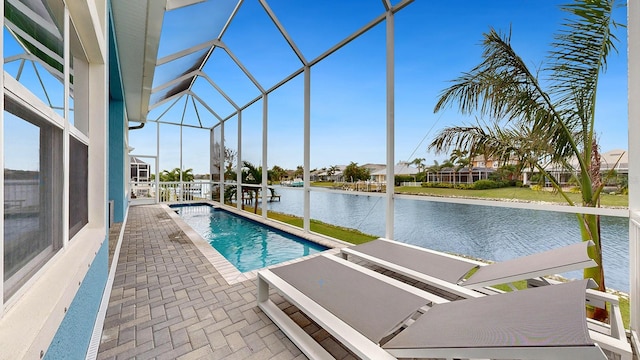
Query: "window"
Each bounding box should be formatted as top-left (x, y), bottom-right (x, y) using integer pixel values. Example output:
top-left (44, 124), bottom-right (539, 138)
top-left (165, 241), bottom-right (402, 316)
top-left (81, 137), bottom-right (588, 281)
top-left (69, 136), bottom-right (88, 239)
top-left (3, 99), bottom-right (63, 298)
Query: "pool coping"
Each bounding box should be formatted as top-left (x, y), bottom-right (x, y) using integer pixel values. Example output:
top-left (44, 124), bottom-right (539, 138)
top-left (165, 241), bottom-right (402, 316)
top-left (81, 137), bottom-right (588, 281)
top-left (161, 202), bottom-right (348, 285)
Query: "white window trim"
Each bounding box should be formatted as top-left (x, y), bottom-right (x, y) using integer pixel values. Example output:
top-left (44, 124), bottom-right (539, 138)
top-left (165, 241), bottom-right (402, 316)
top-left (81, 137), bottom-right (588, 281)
top-left (0, 0), bottom-right (108, 356)
top-left (0, 69), bottom-right (105, 358)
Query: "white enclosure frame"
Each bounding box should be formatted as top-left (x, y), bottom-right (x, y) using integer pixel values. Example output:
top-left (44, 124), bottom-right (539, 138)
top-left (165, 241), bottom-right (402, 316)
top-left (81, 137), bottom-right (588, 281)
top-left (138, 0), bottom-right (640, 346)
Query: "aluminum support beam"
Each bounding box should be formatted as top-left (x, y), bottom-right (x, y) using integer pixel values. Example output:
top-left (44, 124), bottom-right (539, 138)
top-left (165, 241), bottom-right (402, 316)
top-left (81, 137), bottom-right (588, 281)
top-left (179, 122), bottom-right (183, 201)
top-left (385, 10), bottom-right (395, 240)
top-left (151, 69), bottom-right (201, 93)
top-left (220, 0), bottom-right (414, 125)
top-left (628, 0), bottom-right (640, 337)
top-left (218, 0), bottom-right (243, 40)
top-left (0, 0), bottom-right (5, 312)
top-left (156, 123), bottom-right (160, 203)
top-left (156, 40), bottom-right (220, 66)
top-left (222, 67), bottom-right (305, 122)
top-left (220, 44), bottom-right (265, 94)
top-left (237, 110), bottom-right (242, 211)
top-left (259, 0), bottom-right (307, 65)
top-left (303, 66), bottom-right (311, 232)
top-left (262, 94), bottom-right (268, 219)
top-left (220, 123), bottom-right (225, 203)
top-left (209, 126), bottom-right (215, 202)
top-left (62, 6), bottom-right (70, 246)
top-left (189, 91), bottom-right (224, 122)
top-left (151, 120), bottom-right (208, 130)
top-left (200, 72), bottom-right (240, 110)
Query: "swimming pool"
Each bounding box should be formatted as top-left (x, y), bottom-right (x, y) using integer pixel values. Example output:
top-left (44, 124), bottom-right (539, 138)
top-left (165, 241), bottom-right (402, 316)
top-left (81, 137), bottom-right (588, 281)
top-left (172, 204), bottom-right (328, 272)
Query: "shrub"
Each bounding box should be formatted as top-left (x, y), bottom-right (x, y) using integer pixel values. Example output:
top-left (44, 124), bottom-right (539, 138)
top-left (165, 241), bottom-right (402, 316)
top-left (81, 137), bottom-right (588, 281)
top-left (472, 179), bottom-right (501, 190)
top-left (455, 183), bottom-right (473, 190)
top-left (422, 182), bottom-right (455, 189)
top-left (395, 175), bottom-right (415, 185)
top-left (530, 184), bottom-right (542, 191)
top-left (422, 180), bottom-right (515, 190)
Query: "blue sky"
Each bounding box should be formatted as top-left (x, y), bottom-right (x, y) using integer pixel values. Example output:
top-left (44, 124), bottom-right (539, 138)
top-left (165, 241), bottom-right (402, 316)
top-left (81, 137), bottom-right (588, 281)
top-left (143, 0), bottom-right (622, 174)
top-left (3, 1), bottom-right (628, 175)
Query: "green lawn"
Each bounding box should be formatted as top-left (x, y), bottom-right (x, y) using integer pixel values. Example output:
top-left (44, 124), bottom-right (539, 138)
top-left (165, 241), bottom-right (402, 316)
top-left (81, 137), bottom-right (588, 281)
top-left (310, 181), bottom-right (340, 188)
top-left (307, 183), bottom-right (628, 207)
top-left (241, 208), bottom-right (378, 245)
top-left (268, 212), bottom-right (377, 244)
top-left (394, 186), bottom-right (628, 208)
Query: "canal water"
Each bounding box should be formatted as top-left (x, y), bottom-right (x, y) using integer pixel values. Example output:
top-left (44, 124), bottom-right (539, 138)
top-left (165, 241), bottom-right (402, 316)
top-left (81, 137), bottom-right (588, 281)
top-left (266, 186), bottom-right (630, 292)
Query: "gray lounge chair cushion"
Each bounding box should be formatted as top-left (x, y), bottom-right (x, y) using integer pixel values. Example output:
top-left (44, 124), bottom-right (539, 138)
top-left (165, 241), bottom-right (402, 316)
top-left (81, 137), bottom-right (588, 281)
top-left (270, 255), bottom-right (429, 343)
top-left (464, 241), bottom-right (595, 287)
top-left (383, 279), bottom-right (593, 350)
top-left (350, 239), bottom-right (478, 283)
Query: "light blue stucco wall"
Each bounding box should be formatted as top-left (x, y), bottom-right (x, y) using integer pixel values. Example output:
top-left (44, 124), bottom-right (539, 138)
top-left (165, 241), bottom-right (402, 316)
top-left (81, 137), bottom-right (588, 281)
top-left (44, 239), bottom-right (108, 359)
top-left (108, 4), bottom-right (127, 224)
top-left (109, 99), bottom-right (126, 223)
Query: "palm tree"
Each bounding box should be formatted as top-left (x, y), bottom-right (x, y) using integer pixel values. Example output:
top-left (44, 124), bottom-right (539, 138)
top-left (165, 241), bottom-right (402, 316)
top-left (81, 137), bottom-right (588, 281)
top-left (428, 0), bottom-right (621, 320)
top-left (440, 160), bottom-right (455, 184)
top-left (426, 160), bottom-right (441, 183)
top-left (268, 165), bottom-right (286, 183)
top-left (242, 161), bottom-right (262, 214)
top-left (449, 149), bottom-right (471, 183)
top-left (327, 165), bottom-right (340, 182)
top-left (159, 167), bottom-right (194, 182)
top-left (411, 158), bottom-right (425, 173)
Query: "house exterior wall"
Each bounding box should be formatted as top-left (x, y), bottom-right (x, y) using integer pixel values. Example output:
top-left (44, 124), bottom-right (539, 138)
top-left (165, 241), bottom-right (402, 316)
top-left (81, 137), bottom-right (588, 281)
top-left (110, 99), bottom-right (126, 222)
top-left (44, 240), bottom-right (108, 359)
top-left (0, 1), bottom-right (115, 358)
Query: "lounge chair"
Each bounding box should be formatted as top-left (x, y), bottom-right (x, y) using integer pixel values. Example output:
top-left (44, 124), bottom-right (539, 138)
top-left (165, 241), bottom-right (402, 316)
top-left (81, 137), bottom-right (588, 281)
top-left (340, 238), bottom-right (631, 359)
top-left (341, 238), bottom-right (597, 295)
top-left (257, 254), bottom-right (607, 359)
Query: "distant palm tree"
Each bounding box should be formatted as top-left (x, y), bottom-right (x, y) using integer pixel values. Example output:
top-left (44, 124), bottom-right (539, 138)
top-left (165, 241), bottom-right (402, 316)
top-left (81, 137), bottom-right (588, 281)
top-left (428, 0), bottom-right (621, 320)
top-left (440, 160), bottom-right (455, 184)
top-left (242, 161), bottom-right (262, 214)
top-left (327, 165), bottom-right (340, 181)
top-left (449, 150), bottom-right (471, 183)
top-left (425, 160), bottom-right (442, 183)
top-left (159, 167), bottom-right (194, 182)
top-left (269, 165), bottom-right (286, 183)
top-left (411, 158), bottom-right (425, 174)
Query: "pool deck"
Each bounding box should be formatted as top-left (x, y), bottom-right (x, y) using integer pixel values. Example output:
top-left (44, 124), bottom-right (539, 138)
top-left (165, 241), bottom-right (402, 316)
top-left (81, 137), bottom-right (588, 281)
top-left (96, 204), bottom-right (634, 360)
top-left (97, 204), bottom-right (356, 360)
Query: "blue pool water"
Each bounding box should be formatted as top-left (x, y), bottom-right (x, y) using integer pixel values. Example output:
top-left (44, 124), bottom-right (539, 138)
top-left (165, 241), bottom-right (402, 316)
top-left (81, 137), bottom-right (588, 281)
top-left (172, 204), bottom-right (327, 272)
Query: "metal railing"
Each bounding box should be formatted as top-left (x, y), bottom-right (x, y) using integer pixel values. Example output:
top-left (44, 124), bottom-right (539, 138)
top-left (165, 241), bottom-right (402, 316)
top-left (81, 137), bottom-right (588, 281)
top-left (129, 181), bottom-right (219, 203)
top-left (4, 179), bottom-right (39, 214)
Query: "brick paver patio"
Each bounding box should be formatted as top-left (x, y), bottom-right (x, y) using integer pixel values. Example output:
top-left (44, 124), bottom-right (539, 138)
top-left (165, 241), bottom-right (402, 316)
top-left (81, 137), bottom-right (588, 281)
top-left (97, 204), bottom-right (355, 360)
top-left (96, 204), bottom-right (633, 360)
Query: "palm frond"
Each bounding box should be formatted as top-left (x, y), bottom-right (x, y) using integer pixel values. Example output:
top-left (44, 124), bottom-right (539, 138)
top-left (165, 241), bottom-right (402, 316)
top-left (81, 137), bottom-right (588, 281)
top-left (434, 28), bottom-right (554, 125)
top-left (546, 0), bottom-right (621, 150)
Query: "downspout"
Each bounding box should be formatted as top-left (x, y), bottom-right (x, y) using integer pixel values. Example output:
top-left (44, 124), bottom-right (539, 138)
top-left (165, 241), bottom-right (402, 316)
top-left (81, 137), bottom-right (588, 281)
top-left (128, 121), bottom-right (145, 130)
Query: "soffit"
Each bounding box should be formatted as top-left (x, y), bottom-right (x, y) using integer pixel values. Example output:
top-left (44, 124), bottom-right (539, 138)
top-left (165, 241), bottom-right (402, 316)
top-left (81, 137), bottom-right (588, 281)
top-left (111, 0), bottom-right (164, 123)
